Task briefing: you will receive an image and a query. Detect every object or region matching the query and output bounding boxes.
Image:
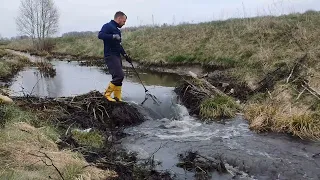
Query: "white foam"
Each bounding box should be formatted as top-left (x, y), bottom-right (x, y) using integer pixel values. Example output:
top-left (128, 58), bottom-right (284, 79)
top-left (151, 104), bottom-right (218, 140)
top-left (131, 103), bottom-right (251, 142)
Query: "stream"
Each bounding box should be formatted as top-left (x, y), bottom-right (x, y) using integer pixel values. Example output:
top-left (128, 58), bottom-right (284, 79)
top-left (8, 50), bottom-right (320, 180)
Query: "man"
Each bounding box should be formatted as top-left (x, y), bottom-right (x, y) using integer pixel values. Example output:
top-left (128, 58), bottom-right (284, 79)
top-left (98, 11), bottom-right (132, 102)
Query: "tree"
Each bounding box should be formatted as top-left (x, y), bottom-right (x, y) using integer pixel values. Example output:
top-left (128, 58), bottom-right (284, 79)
top-left (16, 0), bottom-right (59, 50)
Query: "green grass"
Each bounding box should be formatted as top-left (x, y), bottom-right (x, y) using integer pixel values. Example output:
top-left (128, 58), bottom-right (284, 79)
top-left (0, 105), bottom-right (37, 127)
top-left (71, 129), bottom-right (104, 149)
top-left (51, 36), bottom-right (104, 58)
top-left (62, 164), bottom-right (83, 180)
top-left (200, 95), bottom-right (240, 120)
top-left (0, 62), bottom-right (12, 78)
top-left (0, 49), bottom-right (31, 79)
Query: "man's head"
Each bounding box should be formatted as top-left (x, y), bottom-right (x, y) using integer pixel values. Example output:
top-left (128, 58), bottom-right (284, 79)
top-left (114, 11), bottom-right (127, 28)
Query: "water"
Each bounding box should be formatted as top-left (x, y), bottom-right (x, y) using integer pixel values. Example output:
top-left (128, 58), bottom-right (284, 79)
top-left (8, 51), bottom-right (320, 180)
top-left (122, 104), bottom-right (320, 180)
top-left (10, 60), bottom-right (179, 98)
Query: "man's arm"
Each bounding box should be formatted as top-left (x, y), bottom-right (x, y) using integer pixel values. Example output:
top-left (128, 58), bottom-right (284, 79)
top-left (98, 24), bottom-right (113, 40)
top-left (120, 43), bottom-right (132, 63)
top-left (120, 44), bottom-right (126, 56)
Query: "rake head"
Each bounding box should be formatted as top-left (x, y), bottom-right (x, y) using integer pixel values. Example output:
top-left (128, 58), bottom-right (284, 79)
top-left (141, 92), bottom-right (161, 106)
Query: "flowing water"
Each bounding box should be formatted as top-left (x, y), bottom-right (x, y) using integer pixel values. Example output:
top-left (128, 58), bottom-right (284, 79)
top-left (8, 51), bottom-right (320, 180)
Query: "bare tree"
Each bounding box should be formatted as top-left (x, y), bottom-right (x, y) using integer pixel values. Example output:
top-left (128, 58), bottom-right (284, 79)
top-left (16, 0), bottom-right (59, 50)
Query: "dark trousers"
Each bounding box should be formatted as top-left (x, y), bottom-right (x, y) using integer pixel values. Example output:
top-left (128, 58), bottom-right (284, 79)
top-left (105, 56), bottom-right (124, 86)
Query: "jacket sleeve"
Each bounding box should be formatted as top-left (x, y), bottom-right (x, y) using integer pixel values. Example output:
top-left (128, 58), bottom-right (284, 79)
top-left (98, 24), bottom-right (113, 40)
top-left (120, 43), bottom-right (127, 56)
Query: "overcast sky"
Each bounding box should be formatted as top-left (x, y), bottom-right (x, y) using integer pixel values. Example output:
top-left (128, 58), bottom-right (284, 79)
top-left (0, 0), bottom-right (319, 38)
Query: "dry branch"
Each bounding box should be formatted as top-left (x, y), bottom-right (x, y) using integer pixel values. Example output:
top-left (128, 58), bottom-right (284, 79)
top-left (29, 150), bottom-right (65, 180)
top-left (188, 71), bottom-right (227, 97)
top-left (302, 81), bottom-right (320, 100)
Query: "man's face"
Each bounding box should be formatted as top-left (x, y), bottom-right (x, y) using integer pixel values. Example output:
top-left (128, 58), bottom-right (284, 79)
top-left (117, 15), bottom-right (127, 28)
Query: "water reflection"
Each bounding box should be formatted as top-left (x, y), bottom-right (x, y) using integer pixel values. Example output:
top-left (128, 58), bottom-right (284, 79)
top-left (10, 61), bottom-right (182, 98)
top-left (100, 67), bottom-right (183, 87)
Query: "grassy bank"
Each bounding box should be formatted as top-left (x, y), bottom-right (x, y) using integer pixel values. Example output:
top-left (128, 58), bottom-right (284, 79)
top-left (0, 105), bottom-right (116, 179)
top-left (0, 49), bottom-right (31, 81)
top-left (0, 49), bottom-right (57, 80)
top-left (245, 83), bottom-right (320, 140)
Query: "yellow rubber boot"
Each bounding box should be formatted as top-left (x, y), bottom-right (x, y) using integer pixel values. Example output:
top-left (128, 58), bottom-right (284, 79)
top-left (114, 86), bottom-right (122, 102)
top-left (104, 83), bottom-right (116, 102)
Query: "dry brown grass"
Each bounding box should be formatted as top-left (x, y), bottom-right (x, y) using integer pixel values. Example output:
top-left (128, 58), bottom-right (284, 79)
top-left (0, 49), bottom-right (31, 79)
top-left (245, 84), bottom-right (320, 140)
top-left (5, 39), bottom-right (33, 52)
top-left (0, 105), bottom-right (117, 180)
top-left (0, 122), bottom-right (117, 180)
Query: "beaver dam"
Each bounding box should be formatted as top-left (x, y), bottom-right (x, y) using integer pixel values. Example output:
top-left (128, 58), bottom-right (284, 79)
top-left (3, 51), bottom-right (320, 179)
top-left (10, 91), bottom-right (175, 179)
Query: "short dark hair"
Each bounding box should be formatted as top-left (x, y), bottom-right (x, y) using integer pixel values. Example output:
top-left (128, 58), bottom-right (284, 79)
top-left (114, 11), bottom-right (127, 19)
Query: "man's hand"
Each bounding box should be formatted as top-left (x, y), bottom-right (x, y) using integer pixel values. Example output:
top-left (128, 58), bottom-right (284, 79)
top-left (112, 34), bottom-right (121, 41)
top-left (124, 54), bottom-right (132, 63)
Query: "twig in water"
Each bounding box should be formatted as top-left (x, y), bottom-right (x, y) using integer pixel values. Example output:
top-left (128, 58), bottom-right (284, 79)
top-left (143, 142), bottom-right (169, 170)
top-left (30, 77), bottom-right (42, 96)
top-left (150, 142), bottom-right (168, 158)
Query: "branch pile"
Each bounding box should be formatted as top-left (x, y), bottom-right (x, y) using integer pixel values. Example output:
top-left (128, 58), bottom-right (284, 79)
top-left (174, 71), bottom-right (237, 118)
top-left (12, 90), bottom-right (145, 130)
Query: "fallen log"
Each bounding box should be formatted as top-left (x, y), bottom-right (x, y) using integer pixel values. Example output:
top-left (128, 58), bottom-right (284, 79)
top-left (188, 71), bottom-right (228, 97)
